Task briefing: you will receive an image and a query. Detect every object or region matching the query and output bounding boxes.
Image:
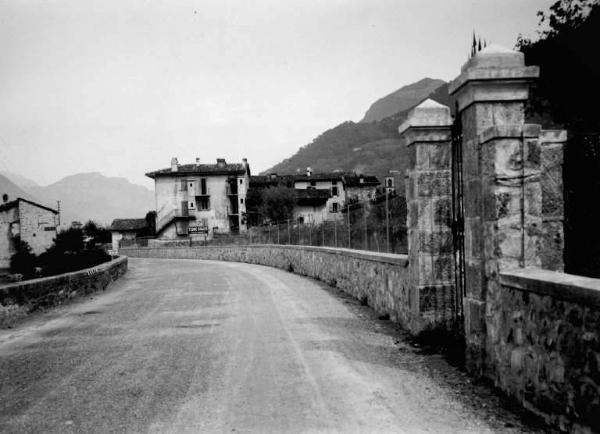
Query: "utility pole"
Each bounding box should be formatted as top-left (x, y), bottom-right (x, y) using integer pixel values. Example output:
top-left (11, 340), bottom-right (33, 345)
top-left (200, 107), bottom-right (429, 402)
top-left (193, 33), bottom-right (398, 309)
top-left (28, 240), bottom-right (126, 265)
top-left (287, 219), bottom-right (291, 244)
top-left (56, 200), bottom-right (61, 226)
top-left (347, 205), bottom-right (351, 249)
top-left (363, 205), bottom-right (367, 250)
top-left (386, 189), bottom-right (390, 253)
top-left (277, 222), bottom-right (280, 244)
top-left (334, 217), bottom-right (337, 247)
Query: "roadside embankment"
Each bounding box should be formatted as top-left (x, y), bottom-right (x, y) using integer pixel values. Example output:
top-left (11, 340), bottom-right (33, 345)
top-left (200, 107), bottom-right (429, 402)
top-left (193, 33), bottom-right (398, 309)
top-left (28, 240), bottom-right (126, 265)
top-left (0, 256), bottom-right (128, 327)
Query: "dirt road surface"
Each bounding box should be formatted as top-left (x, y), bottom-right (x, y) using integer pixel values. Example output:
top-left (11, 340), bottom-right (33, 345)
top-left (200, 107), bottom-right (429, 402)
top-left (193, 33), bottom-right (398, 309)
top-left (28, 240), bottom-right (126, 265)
top-left (0, 258), bottom-right (547, 433)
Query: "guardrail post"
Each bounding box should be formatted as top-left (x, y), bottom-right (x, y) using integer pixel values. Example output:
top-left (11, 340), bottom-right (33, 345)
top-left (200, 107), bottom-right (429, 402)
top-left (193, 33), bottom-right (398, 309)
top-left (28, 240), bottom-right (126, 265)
top-left (398, 98), bottom-right (454, 333)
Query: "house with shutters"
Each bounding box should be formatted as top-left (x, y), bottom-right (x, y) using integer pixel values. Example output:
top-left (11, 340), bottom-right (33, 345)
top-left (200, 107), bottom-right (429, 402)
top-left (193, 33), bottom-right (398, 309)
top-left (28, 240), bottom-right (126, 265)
top-left (146, 157), bottom-right (250, 240)
top-left (249, 168), bottom-right (380, 225)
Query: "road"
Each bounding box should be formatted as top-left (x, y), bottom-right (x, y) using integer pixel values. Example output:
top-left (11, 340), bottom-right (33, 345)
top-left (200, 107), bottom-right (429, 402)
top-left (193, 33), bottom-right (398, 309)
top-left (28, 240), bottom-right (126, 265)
top-left (0, 258), bottom-right (546, 433)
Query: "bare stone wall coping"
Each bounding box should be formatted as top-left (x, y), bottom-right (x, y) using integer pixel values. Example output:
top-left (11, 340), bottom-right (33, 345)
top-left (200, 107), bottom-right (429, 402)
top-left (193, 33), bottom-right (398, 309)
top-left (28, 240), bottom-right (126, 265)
top-left (0, 256), bottom-right (128, 308)
top-left (129, 244), bottom-right (410, 267)
top-left (500, 267), bottom-right (600, 308)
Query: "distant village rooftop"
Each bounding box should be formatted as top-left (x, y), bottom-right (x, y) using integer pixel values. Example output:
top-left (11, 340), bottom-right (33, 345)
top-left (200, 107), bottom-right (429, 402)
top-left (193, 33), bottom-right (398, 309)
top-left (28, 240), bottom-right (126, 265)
top-left (145, 157), bottom-right (250, 179)
top-left (250, 171), bottom-right (380, 187)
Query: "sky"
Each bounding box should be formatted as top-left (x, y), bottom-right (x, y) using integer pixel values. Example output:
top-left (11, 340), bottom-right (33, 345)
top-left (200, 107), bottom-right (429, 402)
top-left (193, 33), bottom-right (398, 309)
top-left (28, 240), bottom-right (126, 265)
top-left (0, 0), bottom-right (554, 188)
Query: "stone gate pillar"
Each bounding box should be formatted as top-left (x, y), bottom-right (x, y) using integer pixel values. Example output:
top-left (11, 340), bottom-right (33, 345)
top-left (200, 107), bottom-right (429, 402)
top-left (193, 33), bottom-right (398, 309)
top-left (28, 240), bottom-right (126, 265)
top-left (398, 99), bottom-right (455, 333)
top-left (449, 45), bottom-right (540, 374)
top-left (540, 130), bottom-right (566, 272)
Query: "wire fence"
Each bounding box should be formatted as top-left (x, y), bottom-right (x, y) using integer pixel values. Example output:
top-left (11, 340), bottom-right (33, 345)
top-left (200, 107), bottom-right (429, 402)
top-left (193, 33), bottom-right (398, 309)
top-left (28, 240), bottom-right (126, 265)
top-left (248, 193), bottom-right (407, 254)
top-left (119, 193), bottom-right (408, 255)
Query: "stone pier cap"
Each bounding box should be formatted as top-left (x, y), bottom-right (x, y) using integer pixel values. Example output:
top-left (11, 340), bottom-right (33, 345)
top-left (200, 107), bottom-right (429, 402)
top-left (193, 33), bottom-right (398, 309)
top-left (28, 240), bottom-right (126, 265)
top-left (398, 99), bottom-right (453, 147)
top-left (448, 44), bottom-right (539, 111)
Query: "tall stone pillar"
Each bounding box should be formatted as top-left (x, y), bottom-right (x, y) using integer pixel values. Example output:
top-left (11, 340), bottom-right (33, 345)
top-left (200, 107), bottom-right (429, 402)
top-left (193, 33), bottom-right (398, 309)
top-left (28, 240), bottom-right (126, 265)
top-left (540, 130), bottom-right (566, 272)
top-left (399, 99), bottom-right (455, 333)
top-left (448, 45), bottom-right (540, 374)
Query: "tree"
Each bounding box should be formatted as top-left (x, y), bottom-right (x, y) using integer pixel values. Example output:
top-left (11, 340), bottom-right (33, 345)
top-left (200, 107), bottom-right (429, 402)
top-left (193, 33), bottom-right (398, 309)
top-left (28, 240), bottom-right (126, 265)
top-left (142, 211), bottom-right (156, 236)
top-left (257, 186), bottom-right (296, 223)
top-left (517, 0), bottom-right (600, 130)
top-left (53, 227), bottom-right (85, 254)
top-left (9, 237), bottom-right (36, 277)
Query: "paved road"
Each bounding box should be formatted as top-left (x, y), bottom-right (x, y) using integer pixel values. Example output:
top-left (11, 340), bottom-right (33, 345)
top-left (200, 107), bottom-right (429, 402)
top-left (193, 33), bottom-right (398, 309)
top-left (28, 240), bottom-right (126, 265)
top-left (0, 258), bottom-right (545, 433)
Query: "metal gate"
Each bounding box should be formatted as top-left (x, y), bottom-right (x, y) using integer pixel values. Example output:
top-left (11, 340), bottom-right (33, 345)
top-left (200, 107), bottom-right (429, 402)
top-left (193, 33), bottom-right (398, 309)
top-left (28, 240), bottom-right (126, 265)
top-left (451, 109), bottom-right (466, 323)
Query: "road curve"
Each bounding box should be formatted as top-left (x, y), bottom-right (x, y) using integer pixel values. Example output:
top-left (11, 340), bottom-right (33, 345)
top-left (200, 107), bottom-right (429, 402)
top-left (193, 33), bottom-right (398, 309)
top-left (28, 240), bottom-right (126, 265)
top-left (0, 258), bottom-right (544, 433)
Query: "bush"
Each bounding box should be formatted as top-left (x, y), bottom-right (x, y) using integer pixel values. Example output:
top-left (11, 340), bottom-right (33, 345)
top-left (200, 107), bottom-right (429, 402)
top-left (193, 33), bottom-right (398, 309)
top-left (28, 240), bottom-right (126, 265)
top-left (9, 237), bottom-right (36, 277)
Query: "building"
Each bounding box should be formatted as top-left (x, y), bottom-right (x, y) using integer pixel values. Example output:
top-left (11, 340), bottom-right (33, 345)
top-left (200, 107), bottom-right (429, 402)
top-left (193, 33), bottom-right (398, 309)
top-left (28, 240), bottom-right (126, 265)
top-left (146, 157), bottom-right (250, 240)
top-left (0, 196), bottom-right (58, 269)
top-left (249, 169), bottom-right (380, 225)
top-left (109, 218), bottom-right (149, 250)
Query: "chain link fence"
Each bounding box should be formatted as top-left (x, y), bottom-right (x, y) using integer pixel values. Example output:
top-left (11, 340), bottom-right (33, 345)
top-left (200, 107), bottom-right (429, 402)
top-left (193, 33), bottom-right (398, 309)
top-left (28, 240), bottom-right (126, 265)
top-left (248, 193), bottom-right (407, 254)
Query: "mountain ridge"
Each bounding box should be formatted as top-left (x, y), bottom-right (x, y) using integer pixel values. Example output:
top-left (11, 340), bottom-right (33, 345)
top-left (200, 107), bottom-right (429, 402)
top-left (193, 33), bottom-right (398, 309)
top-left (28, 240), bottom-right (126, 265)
top-left (2, 172), bottom-right (154, 226)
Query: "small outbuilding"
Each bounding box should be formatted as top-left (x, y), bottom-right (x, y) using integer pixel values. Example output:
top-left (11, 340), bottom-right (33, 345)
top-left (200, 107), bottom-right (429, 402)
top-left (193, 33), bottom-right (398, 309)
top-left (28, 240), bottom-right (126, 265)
top-left (0, 195), bottom-right (58, 269)
top-left (109, 218), bottom-right (149, 251)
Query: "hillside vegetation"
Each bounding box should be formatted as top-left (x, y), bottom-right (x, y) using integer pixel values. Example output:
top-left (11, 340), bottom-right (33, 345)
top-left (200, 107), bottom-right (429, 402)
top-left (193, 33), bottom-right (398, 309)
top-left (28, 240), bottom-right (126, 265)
top-left (264, 81), bottom-right (455, 191)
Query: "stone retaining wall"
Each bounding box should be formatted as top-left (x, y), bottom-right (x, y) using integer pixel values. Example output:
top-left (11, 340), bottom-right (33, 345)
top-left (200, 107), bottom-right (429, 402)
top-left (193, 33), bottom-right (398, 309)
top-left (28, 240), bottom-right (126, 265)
top-left (488, 268), bottom-right (600, 432)
top-left (120, 245), bottom-right (444, 334)
top-left (0, 256), bottom-right (128, 311)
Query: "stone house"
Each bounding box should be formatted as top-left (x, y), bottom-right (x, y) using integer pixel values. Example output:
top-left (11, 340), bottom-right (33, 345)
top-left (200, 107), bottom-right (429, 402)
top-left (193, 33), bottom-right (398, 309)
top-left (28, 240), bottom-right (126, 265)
top-left (109, 218), bottom-right (149, 250)
top-left (249, 169), bottom-right (380, 225)
top-left (146, 158), bottom-right (250, 240)
top-left (0, 196), bottom-right (58, 269)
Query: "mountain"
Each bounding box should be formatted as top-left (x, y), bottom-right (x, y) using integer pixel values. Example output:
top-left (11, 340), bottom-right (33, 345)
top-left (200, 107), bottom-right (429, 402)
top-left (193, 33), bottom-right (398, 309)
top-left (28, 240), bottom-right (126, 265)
top-left (25, 172), bottom-right (154, 226)
top-left (0, 171), bottom-right (40, 190)
top-left (264, 80), bottom-right (455, 193)
top-left (0, 173), bottom-right (41, 204)
top-left (361, 78), bottom-right (446, 123)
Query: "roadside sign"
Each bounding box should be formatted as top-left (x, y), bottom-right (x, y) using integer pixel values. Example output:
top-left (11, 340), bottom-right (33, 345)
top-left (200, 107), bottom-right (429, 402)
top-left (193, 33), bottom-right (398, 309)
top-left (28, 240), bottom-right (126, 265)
top-left (188, 226), bottom-right (209, 234)
top-left (108, 249), bottom-right (118, 256)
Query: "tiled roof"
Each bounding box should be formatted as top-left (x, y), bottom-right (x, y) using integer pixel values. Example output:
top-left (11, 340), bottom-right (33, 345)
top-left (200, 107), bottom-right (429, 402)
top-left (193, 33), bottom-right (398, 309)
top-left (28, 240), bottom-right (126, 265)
top-left (251, 172), bottom-right (380, 187)
top-left (342, 174), bottom-right (380, 187)
top-left (109, 218), bottom-right (148, 231)
top-left (0, 197), bottom-right (58, 214)
top-left (146, 163), bottom-right (248, 179)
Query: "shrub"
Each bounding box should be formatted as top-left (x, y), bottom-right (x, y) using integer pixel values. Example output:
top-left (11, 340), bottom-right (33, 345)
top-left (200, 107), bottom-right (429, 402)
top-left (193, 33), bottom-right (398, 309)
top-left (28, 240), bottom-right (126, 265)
top-left (9, 237), bottom-right (36, 277)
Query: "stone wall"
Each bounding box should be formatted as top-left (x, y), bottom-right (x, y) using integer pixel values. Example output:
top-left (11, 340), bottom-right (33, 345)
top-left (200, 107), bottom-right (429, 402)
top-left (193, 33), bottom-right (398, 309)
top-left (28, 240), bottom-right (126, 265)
top-left (487, 268), bottom-right (600, 432)
top-left (121, 245), bottom-right (445, 334)
top-left (0, 256), bottom-right (128, 311)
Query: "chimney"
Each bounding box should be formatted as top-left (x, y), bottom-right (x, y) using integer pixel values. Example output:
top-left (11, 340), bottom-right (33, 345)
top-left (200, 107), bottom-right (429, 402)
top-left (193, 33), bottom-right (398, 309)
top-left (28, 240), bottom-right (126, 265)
top-left (242, 158), bottom-right (248, 167)
top-left (306, 167), bottom-right (313, 177)
top-left (171, 157), bottom-right (179, 172)
top-left (195, 157), bottom-right (200, 167)
top-left (217, 158), bottom-right (226, 168)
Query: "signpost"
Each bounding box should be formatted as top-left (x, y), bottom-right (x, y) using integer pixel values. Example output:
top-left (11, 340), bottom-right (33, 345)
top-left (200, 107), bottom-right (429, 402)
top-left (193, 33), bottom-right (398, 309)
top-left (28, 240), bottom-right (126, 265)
top-left (188, 226), bottom-right (209, 235)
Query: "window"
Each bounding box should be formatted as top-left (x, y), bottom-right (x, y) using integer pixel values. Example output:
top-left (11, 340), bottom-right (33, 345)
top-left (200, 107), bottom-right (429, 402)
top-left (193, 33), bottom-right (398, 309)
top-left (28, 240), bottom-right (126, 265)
top-left (298, 216), bottom-right (304, 224)
top-left (198, 197), bottom-right (210, 210)
top-left (200, 178), bottom-right (207, 195)
top-left (189, 182), bottom-right (193, 188)
top-left (331, 202), bottom-right (339, 213)
top-left (332, 186), bottom-right (338, 196)
top-left (310, 181), bottom-right (316, 187)
top-left (240, 198), bottom-right (244, 204)
top-left (189, 201), bottom-right (194, 209)
top-left (239, 179), bottom-right (243, 185)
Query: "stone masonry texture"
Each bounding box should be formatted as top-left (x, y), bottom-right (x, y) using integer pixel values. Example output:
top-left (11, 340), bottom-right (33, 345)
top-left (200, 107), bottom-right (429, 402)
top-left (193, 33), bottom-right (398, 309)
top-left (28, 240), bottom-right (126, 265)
top-left (0, 256), bottom-right (128, 312)
top-left (490, 270), bottom-right (600, 433)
